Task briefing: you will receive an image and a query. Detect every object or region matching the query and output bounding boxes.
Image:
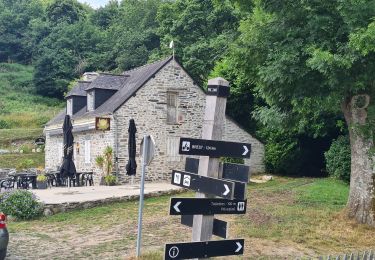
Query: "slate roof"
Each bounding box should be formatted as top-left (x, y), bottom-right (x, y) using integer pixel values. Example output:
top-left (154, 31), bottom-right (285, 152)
top-left (66, 81), bottom-right (91, 97)
top-left (46, 56), bottom-right (173, 126)
top-left (85, 73), bottom-right (129, 91)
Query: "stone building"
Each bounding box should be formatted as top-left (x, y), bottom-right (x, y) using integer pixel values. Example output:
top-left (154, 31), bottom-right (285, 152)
top-left (44, 57), bottom-right (265, 184)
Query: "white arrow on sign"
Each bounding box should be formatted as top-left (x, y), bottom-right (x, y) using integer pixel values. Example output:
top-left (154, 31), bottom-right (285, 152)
top-left (235, 242), bottom-right (242, 253)
top-left (242, 145), bottom-right (249, 156)
top-left (223, 184), bottom-right (230, 196)
top-left (173, 201), bottom-right (182, 213)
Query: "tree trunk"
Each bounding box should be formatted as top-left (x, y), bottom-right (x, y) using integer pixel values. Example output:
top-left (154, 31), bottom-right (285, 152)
top-left (342, 94), bottom-right (375, 226)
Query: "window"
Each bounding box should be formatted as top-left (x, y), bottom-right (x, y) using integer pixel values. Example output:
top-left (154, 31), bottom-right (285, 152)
top-left (66, 98), bottom-right (73, 116)
top-left (167, 92), bottom-right (178, 124)
top-left (167, 136), bottom-right (181, 162)
top-left (87, 91), bottom-right (94, 111)
top-left (84, 140), bottom-right (91, 163)
top-left (58, 142), bottom-right (63, 163)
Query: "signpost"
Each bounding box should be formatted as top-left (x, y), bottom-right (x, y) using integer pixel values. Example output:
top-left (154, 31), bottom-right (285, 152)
top-left (206, 84), bottom-right (230, 97)
top-left (34, 137), bottom-right (45, 145)
top-left (186, 157), bottom-right (251, 183)
top-left (165, 239), bottom-right (244, 260)
top-left (181, 215), bottom-right (228, 239)
top-left (136, 135), bottom-right (155, 257)
top-left (172, 170), bottom-right (246, 200)
top-left (140, 135), bottom-right (155, 166)
top-left (164, 77), bottom-right (249, 259)
top-left (221, 163), bottom-right (250, 183)
top-left (179, 138), bottom-right (251, 158)
top-left (171, 170), bottom-right (236, 200)
top-left (170, 198), bottom-right (247, 215)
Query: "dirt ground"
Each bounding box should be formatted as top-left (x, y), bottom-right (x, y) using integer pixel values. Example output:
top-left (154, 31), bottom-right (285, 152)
top-left (5, 178), bottom-right (375, 259)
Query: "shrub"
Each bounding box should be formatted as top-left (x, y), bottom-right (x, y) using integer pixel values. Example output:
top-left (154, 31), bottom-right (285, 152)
top-left (19, 144), bottom-right (32, 154)
top-left (16, 159), bottom-right (35, 170)
top-left (221, 157), bottom-right (244, 164)
top-left (36, 175), bottom-right (47, 182)
top-left (324, 135), bottom-right (351, 183)
top-left (0, 120), bottom-right (11, 129)
top-left (0, 190), bottom-right (42, 220)
top-left (104, 175), bottom-right (117, 186)
top-left (258, 128), bottom-right (301, 174)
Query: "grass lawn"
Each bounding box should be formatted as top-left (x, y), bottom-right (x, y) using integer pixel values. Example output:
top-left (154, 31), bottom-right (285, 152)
top-left (0, 63), bottom-right (63, 129)
top-left (0, 128), bottom-right (43, 147)
top-left (0, 152), bottom-right (44, 169)
top-left (6, 177), bottom-right (375, 259)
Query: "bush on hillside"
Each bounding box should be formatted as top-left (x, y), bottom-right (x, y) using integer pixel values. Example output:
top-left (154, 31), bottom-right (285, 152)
top-left (0, 120), bottom-right (11, 129)
top-left (258, 127), bottom-right (333, 176)
top-left (16, 159), bottom-right (35, 170)
top-left (0, 190), bottom-right (42, 220)
top-left (324, 135), bottom-right (351, 183)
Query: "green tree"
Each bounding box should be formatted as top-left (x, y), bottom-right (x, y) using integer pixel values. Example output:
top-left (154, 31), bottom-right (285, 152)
top-left (34, 20), bottom-right (103, 98)
top-left (0, 0), bottom-right (44, 63)
top-left (90, 0), bottom-right (119, 29)
top-left (232, 0), bottom-right (375, 225)
top-left (156, 0), bottom-right (240, 84)
top-left (102, 0), bottom-right (162, 71)
top-left (46, 0), bottom-right (86, 25)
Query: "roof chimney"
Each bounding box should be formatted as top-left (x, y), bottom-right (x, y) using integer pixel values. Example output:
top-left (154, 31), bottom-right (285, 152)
top-left (82, 72), bottom-right (99, 82)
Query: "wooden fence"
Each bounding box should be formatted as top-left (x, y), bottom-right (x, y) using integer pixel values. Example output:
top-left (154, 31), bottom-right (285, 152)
top-left (317, 250), bottom-right (375, 260)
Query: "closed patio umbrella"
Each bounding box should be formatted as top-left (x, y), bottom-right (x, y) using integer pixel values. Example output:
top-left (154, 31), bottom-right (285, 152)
top-left (126, 119), bottom-right (137, 177)
top-left (59, 115), bottom-right (76, 185)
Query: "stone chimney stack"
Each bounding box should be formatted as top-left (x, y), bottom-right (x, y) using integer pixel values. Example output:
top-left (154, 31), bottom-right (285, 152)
top-left (82, 72), bottom-right (99, 81)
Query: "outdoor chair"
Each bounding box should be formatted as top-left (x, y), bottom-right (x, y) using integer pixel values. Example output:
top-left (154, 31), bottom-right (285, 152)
top-left (68, 175), bottom-right (78, 187)
top-left (81, 172), bottom-right (93, 186)
top-left (0, 176), bottom-right (16, 192)
top-left (17, 175), bottom-right (35, 189)
top-left (45, 173), bottom-right (57, 187)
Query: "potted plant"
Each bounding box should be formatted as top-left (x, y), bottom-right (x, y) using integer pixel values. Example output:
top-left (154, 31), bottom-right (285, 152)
top-left (36, 175), bottom-right (47, 189)
top-left (104, 175), bottom-right (117, 186)
top-left (95, 146), bottom-right (113, 185)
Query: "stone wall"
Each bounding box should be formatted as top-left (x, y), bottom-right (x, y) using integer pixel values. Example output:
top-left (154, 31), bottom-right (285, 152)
top-left (45, 134), bottom-right (63, 171)
top-left (114, 62), bottom-right (206, 183)
top-left (223, 118), bottom-right (265, 174)
top-left (45, 129), bottom-right (114, 184)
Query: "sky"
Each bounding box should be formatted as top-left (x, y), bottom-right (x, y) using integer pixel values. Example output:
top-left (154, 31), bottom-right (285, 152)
top-left (78, 0), bottom-right (110, 9)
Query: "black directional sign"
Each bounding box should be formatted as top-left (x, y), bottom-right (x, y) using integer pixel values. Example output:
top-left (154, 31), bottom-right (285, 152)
top-left (222, 162), bottom-right (250, 183)
top-left (179, 138), bottom-right (251, 158)
top-left (170, 198), bottom-right (247, 215)
top-left (185, 157), bottom-right (250, 183)
top-left (34, 137), bottom-right (45, 145)
top-left (206, 85), bottom-right (230, 97)
top-left (171, 170), bottom-right (235, 199)
top-left (165, 239), bottom-right (244, 260)
top-left (181, 215), bottom-right (227, 238)
top-left (185, 157), bottom-right (199, 174)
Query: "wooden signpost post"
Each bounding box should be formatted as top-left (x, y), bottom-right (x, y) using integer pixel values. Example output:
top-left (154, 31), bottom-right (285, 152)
top-left (165, 77), bottom-right (250, 259)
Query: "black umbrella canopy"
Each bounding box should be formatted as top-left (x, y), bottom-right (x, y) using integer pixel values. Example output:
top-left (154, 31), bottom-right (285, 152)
top-left (126, 119), bottom-right (137, 176)
top-left (60, 115), bottom-right (76, 178)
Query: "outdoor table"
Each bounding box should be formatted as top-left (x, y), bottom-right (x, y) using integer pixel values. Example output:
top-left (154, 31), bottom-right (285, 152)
top-left (81, 172), bottom-right (94, 186)
top-left (74, 172), bottom-right (82, 186)
top-left (52, 171), bottom-right (81, 187)
top-left (16, 173), bottom-right (37, 189)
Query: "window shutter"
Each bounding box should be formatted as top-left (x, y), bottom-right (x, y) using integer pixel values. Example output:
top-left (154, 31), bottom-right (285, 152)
top-left (167, 136), bottom-right (181, 162)
top-left (67, 99), bottom-right (73, 116)
top-left (84, 140), bottom-right (91, 163)
top-left (167, 92), bottom-right (177, 124)
top-left (58, 142), bottom-right (63, 163)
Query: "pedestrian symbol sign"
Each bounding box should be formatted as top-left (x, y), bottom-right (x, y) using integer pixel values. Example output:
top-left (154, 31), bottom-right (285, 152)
top-left (181, 141), bottom-right (190, 152)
